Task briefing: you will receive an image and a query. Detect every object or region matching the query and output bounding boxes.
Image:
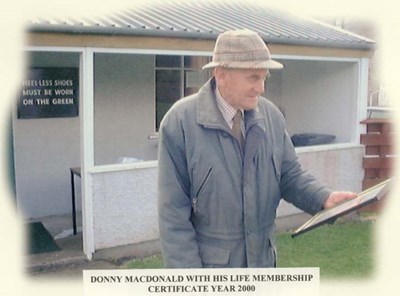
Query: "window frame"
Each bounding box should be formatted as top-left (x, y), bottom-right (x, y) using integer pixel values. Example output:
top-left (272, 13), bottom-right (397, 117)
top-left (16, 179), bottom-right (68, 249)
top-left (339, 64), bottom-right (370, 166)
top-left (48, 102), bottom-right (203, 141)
top-left (154, 54), bottom-right (212, 131)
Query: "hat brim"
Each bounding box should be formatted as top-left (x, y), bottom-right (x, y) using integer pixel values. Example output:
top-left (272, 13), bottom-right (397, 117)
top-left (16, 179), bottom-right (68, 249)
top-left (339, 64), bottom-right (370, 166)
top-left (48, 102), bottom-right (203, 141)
top-left (202, 59), bottom-right (284, 70)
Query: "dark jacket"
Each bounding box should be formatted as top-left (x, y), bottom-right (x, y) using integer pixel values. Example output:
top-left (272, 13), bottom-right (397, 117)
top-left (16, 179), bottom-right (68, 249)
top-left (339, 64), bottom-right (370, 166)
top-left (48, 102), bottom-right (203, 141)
top-left (157, 78), bottom-right (332, 268)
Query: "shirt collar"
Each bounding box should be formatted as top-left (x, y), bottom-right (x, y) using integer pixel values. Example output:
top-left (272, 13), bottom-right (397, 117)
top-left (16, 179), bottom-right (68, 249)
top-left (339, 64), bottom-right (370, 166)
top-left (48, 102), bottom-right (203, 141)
top-left (215, 86), bottom-right (243, 128)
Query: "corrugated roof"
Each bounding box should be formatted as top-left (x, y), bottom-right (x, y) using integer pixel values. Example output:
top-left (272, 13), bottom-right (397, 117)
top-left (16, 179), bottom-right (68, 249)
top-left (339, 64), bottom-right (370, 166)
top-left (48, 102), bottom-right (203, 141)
top-left (27, 0), bottom-right (375, 49)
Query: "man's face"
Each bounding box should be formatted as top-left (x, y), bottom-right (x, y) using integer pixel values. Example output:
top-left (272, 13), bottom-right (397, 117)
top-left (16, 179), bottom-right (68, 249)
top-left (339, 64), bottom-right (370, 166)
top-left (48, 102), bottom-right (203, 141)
top-left (215, 67), bottom-right (268, 110)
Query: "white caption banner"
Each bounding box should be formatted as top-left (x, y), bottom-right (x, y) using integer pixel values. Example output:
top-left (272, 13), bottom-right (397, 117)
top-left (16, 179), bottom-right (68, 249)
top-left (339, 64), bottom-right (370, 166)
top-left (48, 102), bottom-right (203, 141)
top-left (84, 267), bottom-right (319, 296)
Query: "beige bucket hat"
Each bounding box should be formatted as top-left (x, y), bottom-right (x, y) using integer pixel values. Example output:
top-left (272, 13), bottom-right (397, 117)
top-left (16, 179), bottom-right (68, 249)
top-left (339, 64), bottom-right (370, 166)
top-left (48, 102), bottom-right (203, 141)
top-left (202, 29), bottom-right (284, 70)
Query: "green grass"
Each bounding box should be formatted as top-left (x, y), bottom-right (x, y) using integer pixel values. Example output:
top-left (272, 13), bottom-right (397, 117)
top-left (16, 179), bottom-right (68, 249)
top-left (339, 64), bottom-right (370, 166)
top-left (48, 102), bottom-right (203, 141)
top-left (276, 220), bottom-right (374, 278)
top-left (125, 254), bottom-right (164, 269)
top-left (125, 220), bottom-right (374, 279)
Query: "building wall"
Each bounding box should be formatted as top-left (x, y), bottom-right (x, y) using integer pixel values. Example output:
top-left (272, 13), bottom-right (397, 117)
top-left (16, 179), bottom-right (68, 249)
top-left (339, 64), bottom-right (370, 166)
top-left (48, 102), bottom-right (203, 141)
top-left (91, 145), bottom-right (364, 251)
top-left (264, 70), bottom-right (283, 110)
top-left (277, 144), bottom-right (364, 216)
top-left (13, 52), bottom-right (364, 220)
top-left (282, 60), bottom-right (358, 143)
top-left (14, 52), bottom-right (81, 218)
top-left (94, 53), bottom-right (157, 164)
top-left (14, 52), bottom-right (158, 218)
top-left (92, 166), bottom-right (158, 249)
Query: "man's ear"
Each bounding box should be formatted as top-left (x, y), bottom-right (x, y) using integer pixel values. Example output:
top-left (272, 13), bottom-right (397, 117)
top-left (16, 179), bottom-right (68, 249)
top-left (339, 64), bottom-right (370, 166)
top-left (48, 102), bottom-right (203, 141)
top-left (214, 67), bottom-right (226, 86)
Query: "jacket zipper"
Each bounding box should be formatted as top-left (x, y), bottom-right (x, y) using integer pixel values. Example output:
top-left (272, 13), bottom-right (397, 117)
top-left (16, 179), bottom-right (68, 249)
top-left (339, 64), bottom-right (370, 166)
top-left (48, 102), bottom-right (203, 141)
top-left (192, 166), bottom-right (213, 213)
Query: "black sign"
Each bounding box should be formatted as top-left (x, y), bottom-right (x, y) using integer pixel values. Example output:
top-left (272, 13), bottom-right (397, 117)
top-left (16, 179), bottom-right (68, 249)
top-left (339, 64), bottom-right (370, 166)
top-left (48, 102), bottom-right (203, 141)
top-left (18, 67), bottom-right (79, 119)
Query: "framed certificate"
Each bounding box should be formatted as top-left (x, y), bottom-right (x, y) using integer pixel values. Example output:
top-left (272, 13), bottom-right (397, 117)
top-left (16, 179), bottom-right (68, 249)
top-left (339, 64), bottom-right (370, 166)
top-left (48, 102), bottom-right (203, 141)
top-left (292, 178), bottom-right (391, 238)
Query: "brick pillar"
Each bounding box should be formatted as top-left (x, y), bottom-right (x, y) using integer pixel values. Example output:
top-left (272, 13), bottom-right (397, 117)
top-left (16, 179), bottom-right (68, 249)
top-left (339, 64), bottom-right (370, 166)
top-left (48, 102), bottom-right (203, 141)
top-left (360, 118), bottom-right (394, 211)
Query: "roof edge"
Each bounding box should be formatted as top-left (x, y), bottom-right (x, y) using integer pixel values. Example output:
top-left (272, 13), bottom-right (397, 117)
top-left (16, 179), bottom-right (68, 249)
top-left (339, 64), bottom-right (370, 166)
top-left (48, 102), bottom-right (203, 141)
top-left (26, 24), bottom-right (376, 50)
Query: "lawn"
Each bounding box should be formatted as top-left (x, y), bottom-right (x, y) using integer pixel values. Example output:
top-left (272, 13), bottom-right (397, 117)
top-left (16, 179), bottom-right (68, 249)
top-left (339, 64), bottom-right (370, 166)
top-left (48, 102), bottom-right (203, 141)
top-left (276, 220), bottom-right (374, 278)
top-left (125, 220), bottom-right (374, 279)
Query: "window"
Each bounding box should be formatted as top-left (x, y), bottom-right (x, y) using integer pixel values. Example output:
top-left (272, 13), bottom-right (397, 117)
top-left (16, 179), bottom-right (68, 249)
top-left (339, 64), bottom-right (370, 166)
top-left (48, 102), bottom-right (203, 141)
top-left (155, 55), bottom-right (211, 129)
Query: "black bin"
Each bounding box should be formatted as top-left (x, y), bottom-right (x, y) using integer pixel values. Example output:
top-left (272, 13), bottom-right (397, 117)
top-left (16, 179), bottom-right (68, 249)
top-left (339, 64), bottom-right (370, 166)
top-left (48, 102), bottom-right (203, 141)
top-left (291, 133), bottom-right (335, 147)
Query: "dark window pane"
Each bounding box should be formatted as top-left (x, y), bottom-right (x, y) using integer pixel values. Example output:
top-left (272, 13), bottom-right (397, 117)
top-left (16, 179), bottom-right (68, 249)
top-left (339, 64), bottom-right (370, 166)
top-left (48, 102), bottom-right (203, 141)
top-left (156, 55), bottom-right (181, 68)
top-left (156, 69), bottom-right (181, 129)
top-left (184, 70), bottom-right (209, 96)
top-left (184, 56), bottom-right (210, 69)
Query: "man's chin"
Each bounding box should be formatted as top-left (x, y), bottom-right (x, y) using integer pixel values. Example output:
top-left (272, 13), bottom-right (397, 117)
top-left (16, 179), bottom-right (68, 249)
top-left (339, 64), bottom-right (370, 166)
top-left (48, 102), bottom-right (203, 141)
top-left (244, 100), bottom-right (258, 110)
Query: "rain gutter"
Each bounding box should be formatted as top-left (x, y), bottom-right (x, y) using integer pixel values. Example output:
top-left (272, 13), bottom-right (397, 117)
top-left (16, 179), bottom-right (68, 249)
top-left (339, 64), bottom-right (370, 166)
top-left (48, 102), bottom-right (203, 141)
top-left (27, 24), bottom-right (376, 50)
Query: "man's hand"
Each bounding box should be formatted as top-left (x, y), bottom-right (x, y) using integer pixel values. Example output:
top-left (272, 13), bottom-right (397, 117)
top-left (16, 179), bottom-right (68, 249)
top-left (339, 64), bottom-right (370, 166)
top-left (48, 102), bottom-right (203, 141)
top-left (323, 191), bottom-right (357, 209)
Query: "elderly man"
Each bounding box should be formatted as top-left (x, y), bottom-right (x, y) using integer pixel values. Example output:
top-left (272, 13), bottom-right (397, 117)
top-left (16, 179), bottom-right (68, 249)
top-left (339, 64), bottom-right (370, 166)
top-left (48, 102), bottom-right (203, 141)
top-left (157, 29), bottom-right (354, 268)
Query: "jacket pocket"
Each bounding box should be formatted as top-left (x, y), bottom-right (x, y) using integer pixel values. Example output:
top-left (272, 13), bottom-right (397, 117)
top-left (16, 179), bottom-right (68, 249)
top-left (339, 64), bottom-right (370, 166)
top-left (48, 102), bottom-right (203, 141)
top-left (192, 166), bottom-right (213, 214)
top-left (199, 243), bottom-right (231, 267)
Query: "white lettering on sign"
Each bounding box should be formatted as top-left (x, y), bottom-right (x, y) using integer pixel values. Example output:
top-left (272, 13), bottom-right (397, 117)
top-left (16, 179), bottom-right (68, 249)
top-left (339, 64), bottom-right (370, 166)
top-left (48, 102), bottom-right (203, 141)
top-left (54, 89), bottom-right (74, 96)
top-left (54, 79), bottom-right (73, 86)
top-left (22, 79), bottom-right (53, 87)
top-left (19, 68), bottom-right (79, 119)
top-left (22, 99), bottom-right (34, 106)
top-left (22, 89), bottom-right (42, 96)
top-left (52, 98), bottom-right (74, 105)
top-left (36, 98), bottom-right (50, 105)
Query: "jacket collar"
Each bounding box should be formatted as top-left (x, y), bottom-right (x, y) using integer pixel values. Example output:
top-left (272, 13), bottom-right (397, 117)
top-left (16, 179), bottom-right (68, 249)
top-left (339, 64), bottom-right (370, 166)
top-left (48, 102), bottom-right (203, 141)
top-left (196, 78), bottom-right (264, 132)
top-left (196, 78), bottom-right (228, 130)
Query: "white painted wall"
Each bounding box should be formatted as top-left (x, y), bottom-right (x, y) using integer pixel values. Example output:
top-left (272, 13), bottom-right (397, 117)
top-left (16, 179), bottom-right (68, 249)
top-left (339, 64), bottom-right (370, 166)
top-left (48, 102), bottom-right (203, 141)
top-left (92, 165), bottom-right (158, 249)
top-left (93, 53), bottom-right (157, 165)
top-left (281, 60), bottom-right (358, 143)
top-left (14, 52), bottom-right (81, 218)
top-left (14, 52), bottom-right (158, 218)
top-left (277, 144), bottom-right (364, 216)
top-left (265, 69), bottom-right (283, 109)
top-left (91, 145), bottom-right (364, 251)
top-left (13, 52), bottom-right (363, 223)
